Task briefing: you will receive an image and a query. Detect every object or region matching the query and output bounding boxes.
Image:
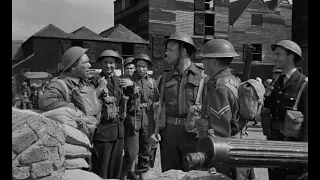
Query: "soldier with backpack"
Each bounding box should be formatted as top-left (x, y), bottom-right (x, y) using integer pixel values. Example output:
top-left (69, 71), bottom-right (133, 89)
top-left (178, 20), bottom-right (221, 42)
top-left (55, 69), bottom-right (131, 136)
top-left (119, 54), bottom-right (157, 180)
top-left (198, 39), bottom-right (257, 180)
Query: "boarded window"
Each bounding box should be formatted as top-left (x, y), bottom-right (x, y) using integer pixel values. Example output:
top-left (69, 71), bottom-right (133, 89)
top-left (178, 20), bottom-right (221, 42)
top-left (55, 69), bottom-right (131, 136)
top-left (252, 14), bottom-right (263, 26)
top-left (251, 44), bottom-right (262, 61)
top-left (194, 13), bottom-right (205, 35)
top-left (194, 0), bottom-right (205, 11)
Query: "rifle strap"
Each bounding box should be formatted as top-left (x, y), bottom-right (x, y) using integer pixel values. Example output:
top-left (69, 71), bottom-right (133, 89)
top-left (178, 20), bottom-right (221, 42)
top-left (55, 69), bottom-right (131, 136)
top-left (195, 70), bottom-right (206, 105)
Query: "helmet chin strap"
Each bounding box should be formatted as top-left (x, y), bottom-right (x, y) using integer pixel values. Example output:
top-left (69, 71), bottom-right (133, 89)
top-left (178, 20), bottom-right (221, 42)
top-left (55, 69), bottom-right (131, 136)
top-left (173, 42), bottom-right (185, 72)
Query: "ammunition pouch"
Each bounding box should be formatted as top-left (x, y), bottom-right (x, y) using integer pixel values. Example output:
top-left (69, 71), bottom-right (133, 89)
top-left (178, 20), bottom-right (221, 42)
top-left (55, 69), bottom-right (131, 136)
top-left (281, 109), bottom-right (304, 139)
top-left (185, 104), bottom-right (202, 134)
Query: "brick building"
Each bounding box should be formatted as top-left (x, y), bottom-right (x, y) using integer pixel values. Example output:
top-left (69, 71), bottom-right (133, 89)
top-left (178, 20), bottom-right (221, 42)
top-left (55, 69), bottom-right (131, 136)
top-left (114, 0), bottom-right (293, 79)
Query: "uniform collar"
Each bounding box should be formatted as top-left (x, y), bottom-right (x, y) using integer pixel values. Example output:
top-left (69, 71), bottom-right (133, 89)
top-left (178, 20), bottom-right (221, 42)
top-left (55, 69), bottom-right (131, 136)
top-left (206, 68), bottom-right (233, 89)
top-left (172, 62), bottom-right (198, 75)
top-left (64, 75), bottom-right (81, 85)
top-left (283, 68), bottom-right (297, 80)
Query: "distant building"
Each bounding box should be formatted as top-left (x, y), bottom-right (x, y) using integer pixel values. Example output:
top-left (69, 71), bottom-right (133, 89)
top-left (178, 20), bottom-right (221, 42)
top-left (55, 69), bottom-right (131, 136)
top-left (114, 0), bottom-right (293, 79)
top-left (12, 23), bottom-right (148, 76)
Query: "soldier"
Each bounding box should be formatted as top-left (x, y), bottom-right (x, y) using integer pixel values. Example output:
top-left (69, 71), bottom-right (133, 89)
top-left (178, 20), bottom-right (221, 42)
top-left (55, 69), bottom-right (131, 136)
top-left (38, 46), bottom-right (102, 119)
top-left (120, 54), bottom-right (156, 180)
top-left (199, 39), bottom-right (252, 180)
top-left (20, 82), bottom-right (31, 100)
top-left (148, 33), bottom-right (203, 172)
top-left (89, 50), bottom-right (125, 179)
top-left (123, 57), bottom-right (136, 77)
top-left (264, 40), bottom-right (308, 179)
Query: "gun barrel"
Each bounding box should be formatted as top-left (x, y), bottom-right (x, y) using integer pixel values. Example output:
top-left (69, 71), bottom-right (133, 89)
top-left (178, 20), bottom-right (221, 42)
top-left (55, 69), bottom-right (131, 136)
top-left (184, 135), bottom-right (308, 170)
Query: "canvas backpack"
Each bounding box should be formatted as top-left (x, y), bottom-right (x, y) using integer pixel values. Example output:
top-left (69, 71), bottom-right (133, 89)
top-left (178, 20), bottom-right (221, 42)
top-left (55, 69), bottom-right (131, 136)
top-left (221, 77), bottom-right (266, 120)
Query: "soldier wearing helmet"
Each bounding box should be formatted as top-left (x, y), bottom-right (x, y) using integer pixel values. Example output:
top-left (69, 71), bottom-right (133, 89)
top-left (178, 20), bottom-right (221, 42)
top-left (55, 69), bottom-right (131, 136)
top-left (89, 49), bottom-right (126, 179)
top-left (148, 33), bottom-right (204, 173)
top-left (264, 40), bottom-right (308, 180)
top-left (119, 53), bottom-right (157, 180)
top-left (198, 39), bottom-right (253, 180)
top-left (39, 46), bottom-right (101, 113)
top-left (123, 57), bottom-right (136, 77)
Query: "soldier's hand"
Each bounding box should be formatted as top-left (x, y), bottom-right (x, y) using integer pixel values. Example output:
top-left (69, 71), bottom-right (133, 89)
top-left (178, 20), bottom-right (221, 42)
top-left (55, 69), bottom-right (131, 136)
top-left (119, 78), bottom-right (134, 88)
top-left (148, 134), bottom-right (161, 148)
top-left (98, 77), bottom-right (108, 91)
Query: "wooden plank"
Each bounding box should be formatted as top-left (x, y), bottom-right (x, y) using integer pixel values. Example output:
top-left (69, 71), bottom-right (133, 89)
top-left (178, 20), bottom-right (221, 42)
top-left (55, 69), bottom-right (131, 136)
top-left (149, 22), bottom-right (176, 36)
top-left (149, 0), bottom-right (175, 11)
top-left (176, 11), bottom-right (194, 35)
top-left (149, 8), bottom-right (175, 22)
top-left (176, 1), bottom-right (194, 12)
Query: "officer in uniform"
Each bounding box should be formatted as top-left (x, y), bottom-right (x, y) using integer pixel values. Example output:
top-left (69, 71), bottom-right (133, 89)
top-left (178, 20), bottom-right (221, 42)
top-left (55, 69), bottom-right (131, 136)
top-left (89, 50), bottom-right (125, 179)
top-left (264, 40), bottom-right (308, 180)
top-left (123, 57), bottom-right (136, 77)
top-left (120, 54), bottom-right (156, 180)
top-left (148, 33), bottom-right (203, 172)
top-left (199, 39), bottom-right (251, 180)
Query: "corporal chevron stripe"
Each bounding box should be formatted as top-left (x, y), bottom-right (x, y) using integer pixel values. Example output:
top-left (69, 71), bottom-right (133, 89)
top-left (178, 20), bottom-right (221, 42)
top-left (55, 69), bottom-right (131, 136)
top-left (209, 105), bottom-right (230, 119)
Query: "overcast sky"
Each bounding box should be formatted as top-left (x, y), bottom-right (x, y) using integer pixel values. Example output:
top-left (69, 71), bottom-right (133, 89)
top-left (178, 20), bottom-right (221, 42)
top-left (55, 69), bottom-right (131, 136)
top-left (12, 0), bottom-right (292, 41)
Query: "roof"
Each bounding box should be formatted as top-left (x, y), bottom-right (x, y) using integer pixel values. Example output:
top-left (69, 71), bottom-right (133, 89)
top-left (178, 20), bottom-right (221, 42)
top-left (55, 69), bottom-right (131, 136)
top-left (23, 72), bottom-right (52, 79)
top-left (229, 0), bottom-right (269, 25)
top-left (32, 24), bottom-right (70, 39)
top-left (99, 24), bottom-right (148, 44)
top-left (265, 0), bottom-right (291, 10)
top-left (12, 40), bottom-right (24, 60)
top-left (70, 26), bottom-right (103, 40)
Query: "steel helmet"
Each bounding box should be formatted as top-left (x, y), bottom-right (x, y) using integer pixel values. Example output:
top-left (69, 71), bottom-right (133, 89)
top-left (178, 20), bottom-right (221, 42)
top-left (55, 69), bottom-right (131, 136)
top-left (164, 33), bottom-right (197, 54)
top-left (62, 46), bottom-right (88, 72)
top-left (201, 39), bottom-right (239, 58)
top-left (271, 40), bottom-right (302, 60)
top-left (123, 57), bottom-right (135, 67)
top-left (97, 50), bottom-right (122, 63)
top-left (134, 54), bottom-right (153, 67)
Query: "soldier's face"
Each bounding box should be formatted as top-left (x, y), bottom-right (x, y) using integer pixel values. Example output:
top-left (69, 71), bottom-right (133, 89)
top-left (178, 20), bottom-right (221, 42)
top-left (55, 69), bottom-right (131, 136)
top-left (72, 54), bottom-right (91, 79)
top-left (202, 58), bottom-right (215, 77)
top-left (124, 64), bottom-right (135, 76)
top-left (101, 57), bottom-right (117, 75)
top-left (165, 42), bottom-right (180, 65)
top-left (136, 60), bottom-right (149, 77)
top-left (273, 46), bottom-right (291, 70)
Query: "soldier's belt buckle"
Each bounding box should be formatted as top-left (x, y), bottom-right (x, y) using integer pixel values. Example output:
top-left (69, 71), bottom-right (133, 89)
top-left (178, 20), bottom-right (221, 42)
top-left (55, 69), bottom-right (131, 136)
top-left (175, 118), bottom-right (181, 126)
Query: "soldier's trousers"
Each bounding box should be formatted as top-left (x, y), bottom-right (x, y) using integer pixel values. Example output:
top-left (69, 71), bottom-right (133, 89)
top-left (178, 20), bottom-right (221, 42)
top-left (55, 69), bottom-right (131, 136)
top-left (121, 122), bottom-right (151, 177)
top-left (91, 138), bottom-right (124, 179)
top-left (159, 123), bottom-right (199, 172)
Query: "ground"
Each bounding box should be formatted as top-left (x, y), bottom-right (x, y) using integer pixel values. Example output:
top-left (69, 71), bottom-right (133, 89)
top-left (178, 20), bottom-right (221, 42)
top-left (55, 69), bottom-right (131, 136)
top-left (147, 121), bottom-right (269, 180)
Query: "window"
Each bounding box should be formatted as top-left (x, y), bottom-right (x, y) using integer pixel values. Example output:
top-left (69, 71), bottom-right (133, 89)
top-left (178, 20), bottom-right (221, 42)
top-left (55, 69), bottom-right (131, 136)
top-left (251, 44), bottom-right (262, 61)
top-left (205, 13), bottom-right (214, 36)
top-left (194, 13), bottom-right (205, 35)
top-left (205, 0), bottom-right (214, 11)
top-left (252, 14), bottom-right (262, 26)
top-left (122, 43), bottom-right (134, 57)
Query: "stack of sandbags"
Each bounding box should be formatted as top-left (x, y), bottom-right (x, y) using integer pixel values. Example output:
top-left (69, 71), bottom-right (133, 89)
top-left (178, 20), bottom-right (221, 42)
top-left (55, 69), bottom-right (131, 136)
top-left (62, 124), bottom-right (92, 171)
top-left (12, 108), bottom-right (67, 180)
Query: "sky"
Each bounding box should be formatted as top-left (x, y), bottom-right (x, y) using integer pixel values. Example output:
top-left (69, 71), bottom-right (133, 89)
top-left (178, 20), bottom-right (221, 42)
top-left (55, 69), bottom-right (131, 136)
top-left (12, 0), bottom-right (292, 41)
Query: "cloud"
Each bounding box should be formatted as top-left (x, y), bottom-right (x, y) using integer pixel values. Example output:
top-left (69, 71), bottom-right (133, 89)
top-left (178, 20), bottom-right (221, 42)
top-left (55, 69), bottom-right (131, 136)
top-left (12, 18), bottom-right (46, 40)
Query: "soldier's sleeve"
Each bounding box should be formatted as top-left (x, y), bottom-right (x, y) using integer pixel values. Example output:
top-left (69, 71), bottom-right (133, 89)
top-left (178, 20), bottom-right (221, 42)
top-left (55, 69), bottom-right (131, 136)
top-left (38, 82), bottom-right (75, 111)
top-left (207, 86), bottom-right (235, 137)
top-left (148, 75), bottom-right (163, 136)
top-left (300, 83), bottom-right (308, 142)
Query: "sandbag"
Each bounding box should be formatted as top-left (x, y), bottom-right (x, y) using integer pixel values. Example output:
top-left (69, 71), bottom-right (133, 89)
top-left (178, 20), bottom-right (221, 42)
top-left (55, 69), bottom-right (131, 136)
top-left (65, 169), bottom-right (102, 180)
top-left (62, 124), bottom-right (91, 148)
top-left (74, 116), bottom-right (99, 138)
top-left (64, 143), bottom-right (91, 158)
top-left (41, 107), bottom-right (85, 128)
top-left (64, 158), bottom-right (89, 170)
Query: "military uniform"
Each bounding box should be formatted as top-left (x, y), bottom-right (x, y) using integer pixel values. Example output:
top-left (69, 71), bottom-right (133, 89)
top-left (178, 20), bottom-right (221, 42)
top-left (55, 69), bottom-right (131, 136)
top-left (201, 68), bottom-right (252, 180)
top-left (89, 71), bottom-right (124, 179)
top-left (120, 73), bottom-right (156, 178)
top-left (264, 69), bottom-right (308, 179)
top-left (149, 62), bottom-right (203, 172)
